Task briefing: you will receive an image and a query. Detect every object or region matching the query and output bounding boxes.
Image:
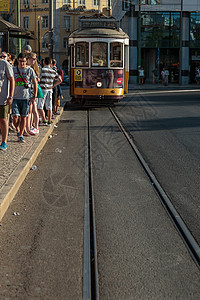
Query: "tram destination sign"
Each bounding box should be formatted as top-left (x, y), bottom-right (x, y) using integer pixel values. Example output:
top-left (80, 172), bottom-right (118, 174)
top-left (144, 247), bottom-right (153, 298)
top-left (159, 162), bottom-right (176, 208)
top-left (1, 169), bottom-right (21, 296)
top-left (81, 20), bottom-right (119, 30)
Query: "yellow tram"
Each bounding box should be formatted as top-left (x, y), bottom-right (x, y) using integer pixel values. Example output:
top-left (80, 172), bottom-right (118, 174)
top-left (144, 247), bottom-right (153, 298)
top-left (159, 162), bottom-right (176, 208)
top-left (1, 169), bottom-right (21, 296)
top-left (68, 14), bottom-right (129, 105)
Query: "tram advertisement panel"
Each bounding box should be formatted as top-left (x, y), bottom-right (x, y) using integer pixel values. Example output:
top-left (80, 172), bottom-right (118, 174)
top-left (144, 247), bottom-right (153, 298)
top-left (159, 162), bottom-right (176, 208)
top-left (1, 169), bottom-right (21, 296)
top-left (75, 69), bottom-right (123, 89)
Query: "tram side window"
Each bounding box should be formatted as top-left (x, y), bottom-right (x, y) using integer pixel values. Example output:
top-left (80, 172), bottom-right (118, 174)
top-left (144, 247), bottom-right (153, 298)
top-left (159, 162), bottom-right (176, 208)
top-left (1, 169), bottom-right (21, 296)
top-left (91, 42), bottom-right (108, 67)
top-left (110, 42), bottom-right (123, 67)
top-left (75, 42), bottom-right (89, 67)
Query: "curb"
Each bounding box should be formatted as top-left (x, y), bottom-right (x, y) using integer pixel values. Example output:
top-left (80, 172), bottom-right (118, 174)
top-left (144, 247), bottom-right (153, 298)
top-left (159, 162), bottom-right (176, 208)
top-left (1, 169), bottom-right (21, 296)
top-left (0, 106), bottom-right (64, 222)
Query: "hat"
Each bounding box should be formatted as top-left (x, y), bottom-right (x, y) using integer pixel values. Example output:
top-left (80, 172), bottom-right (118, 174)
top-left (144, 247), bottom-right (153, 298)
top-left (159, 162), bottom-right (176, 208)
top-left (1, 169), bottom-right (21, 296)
top-left (24, 45), bottom-right (32, 52)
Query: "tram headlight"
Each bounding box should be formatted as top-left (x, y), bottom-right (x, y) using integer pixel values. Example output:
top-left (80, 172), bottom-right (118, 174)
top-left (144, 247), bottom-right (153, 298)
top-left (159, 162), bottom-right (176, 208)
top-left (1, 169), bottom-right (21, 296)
top-left (97, 81), bottom-right (103, 88)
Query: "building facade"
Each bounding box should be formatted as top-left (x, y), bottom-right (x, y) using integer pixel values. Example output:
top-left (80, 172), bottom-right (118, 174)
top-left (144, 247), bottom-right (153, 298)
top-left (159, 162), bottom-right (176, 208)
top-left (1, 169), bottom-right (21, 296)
top-left (112, 0), bottom-right (200, 85)
top-left (8, 0), bottom-right (111, 70)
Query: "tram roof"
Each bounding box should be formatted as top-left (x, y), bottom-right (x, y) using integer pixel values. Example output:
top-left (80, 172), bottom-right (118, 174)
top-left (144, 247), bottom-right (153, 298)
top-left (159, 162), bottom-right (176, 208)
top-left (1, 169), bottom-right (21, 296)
top-left (69, 27), bottom-right (129, 40)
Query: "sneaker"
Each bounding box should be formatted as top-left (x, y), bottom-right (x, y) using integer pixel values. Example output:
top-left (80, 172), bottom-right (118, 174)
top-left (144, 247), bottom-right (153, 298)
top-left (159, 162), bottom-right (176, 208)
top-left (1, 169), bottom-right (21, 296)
top-left (17, 131), bottom-right (20, 137)
top-left (33, 128), bottom-right (39, 134)
top-left (18, 136), bottom-right (25, 143)
top-left (40, 120), bottom-right (48, 126)
top-left (0, 142), bottom-right (7, 151)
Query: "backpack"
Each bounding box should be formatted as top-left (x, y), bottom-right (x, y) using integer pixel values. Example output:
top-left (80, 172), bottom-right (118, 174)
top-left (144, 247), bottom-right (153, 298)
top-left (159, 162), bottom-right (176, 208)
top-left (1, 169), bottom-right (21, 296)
top-left (58, 69), bottom-right (64, 82)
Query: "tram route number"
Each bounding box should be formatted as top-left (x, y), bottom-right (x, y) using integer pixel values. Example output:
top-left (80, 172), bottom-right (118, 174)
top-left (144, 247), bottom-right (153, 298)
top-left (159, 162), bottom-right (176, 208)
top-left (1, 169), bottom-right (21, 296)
top-left (74, 69), bottom-right (82, 81)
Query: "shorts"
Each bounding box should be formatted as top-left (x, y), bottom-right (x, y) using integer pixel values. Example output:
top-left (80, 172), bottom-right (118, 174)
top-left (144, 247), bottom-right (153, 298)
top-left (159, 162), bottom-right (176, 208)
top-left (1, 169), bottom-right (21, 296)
top-left (37, 89), bottom-right (52, 110)
top-left (12, 99), bottom-right (30, 117)
top-left (55, 97), bottom-right (60, 107)
top-left (0, 104), bottom-right (9, 119)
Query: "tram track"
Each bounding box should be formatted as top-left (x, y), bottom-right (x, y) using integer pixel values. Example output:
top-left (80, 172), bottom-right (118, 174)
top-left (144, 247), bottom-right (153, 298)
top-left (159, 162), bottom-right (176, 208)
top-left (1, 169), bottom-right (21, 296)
top-left (109, 107), bottom-right (200, 270)
top-left (82, 105), bottom-right (200, 299)
top-left (83, 110), bottom-right (99, 300)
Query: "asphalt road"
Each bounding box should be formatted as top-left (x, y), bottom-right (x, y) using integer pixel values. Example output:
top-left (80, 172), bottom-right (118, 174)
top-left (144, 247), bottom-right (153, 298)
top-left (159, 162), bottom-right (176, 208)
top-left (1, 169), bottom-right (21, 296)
top-left (115, 90), bottom-right (200, 246)
top-left (0, 91), bottom-right (200, 299)
top-left (90, 107), bottom-right (200, 299)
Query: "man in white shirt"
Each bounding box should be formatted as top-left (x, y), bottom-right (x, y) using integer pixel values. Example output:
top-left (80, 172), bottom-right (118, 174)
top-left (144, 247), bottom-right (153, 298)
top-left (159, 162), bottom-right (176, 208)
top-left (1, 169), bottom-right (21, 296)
top-left (0, 59), bottom-right (15, 151)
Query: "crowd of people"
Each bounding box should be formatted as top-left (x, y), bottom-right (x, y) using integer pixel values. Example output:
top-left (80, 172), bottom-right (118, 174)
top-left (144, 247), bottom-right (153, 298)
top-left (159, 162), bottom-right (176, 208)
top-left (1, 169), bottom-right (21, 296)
top-left (139, 66), bottom-right (170, 86)
top-left (0, 45), bottom-right (63, 151)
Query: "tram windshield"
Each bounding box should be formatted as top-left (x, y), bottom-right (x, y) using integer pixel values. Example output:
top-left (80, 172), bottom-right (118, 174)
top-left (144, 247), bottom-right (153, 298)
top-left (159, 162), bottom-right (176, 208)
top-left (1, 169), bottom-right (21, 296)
top-left (75, 42), bottom-right (89, 67)
top-left (91, 42), bottom-right (108, 67)
top-left (110, 42), bottom-right (123, 67)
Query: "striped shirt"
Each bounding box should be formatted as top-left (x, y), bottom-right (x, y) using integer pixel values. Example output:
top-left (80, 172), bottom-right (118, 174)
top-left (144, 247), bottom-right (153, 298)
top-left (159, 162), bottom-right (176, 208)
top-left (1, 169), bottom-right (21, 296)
top-left (39, 65), bottom-right (58, 90)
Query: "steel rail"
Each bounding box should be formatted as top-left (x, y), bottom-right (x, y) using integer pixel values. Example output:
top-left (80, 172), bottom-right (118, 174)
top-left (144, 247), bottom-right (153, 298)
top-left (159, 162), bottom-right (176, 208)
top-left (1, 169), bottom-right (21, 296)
top-left (109, 107), bottom-right (200, 270)
top-left (83, 110), bottom-right (99, 300)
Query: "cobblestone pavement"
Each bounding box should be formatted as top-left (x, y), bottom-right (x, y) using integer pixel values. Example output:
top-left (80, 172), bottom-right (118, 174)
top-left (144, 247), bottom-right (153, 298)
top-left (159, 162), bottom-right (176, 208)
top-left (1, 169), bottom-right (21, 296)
top-left (0, 88), bottom-right (70, 221)
top-left (0, 123), bottom-right (55, 189)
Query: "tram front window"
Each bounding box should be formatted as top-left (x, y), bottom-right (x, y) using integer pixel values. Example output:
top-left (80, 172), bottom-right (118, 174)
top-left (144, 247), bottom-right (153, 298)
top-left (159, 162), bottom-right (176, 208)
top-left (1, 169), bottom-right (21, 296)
top-left (110, 42), bottom-right (123, 67)
top-left (91, 42), bottom-right (108, 67)
top-left (75, 42), bottom-right (89, 67)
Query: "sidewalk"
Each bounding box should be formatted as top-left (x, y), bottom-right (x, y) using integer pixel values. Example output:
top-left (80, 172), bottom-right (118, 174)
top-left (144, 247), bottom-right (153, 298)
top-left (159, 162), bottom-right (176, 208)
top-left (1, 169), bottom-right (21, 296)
top-left (0, 89), bottom-right (70, 222)
top-left (129, 82), bottom-right (200, 90)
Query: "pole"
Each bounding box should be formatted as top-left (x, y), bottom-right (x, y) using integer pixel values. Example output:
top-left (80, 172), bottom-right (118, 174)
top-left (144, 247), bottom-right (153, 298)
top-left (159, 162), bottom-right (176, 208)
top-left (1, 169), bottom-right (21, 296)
top-left (107, 0), bottom-right (111, 16)
top-left (138, 0), bottom-right (141, 70)
top-left (38, 19), bottom-right (41, 60)
top-left (179, 0), bottom-right (183, 85)
top-left (17, 0), bottom-right (21, 55)
top-left (158, 47), bottom-right (160, 82)
top-left (48, 0), bottom-right (53, 58)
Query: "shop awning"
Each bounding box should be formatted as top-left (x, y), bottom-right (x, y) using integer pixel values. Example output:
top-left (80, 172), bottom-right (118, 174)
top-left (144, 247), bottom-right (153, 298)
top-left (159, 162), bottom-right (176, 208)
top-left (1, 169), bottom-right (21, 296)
top-left (0, 17), bottom-right (35, 40)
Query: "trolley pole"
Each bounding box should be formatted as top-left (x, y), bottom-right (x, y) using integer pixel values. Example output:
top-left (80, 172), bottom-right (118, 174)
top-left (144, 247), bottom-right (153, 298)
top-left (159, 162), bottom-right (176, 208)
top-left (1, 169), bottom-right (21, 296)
top-left (48, 0), bottom-right (54, 58)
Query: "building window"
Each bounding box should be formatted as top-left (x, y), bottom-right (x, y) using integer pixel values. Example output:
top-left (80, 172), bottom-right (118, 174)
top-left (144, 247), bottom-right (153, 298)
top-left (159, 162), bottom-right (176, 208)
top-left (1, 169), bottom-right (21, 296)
top-left (141, 12), bottom-right (180, 48)
top-left (63, 37), bottom-right (68, 49)
top-left (41, 16), bottom-right (48, 28)
top-left (190, 13), bottom-right (200, 48)
top-left (23, 0), bottom-right (29, 5)
top-left (93, 0), bottom-right (100, 6)
top-left (42, 32), bottom-right (48, 49)
top-left (63, 16), bottom-right (71, 30)
top-left (42, 0), bottom-right (48, 3)
top-left (122, 0), bottom-right (130, 11)
top-left (63, 0), bottom-right (71, 4)
top-left (23, 16), bottom-right (29, 29)
top-left (42, 40), bottom-right (48, 49)
top-left (141, 0), bottom-right (160, 3)
top-left (78, 0), bottom-right (85, 5)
